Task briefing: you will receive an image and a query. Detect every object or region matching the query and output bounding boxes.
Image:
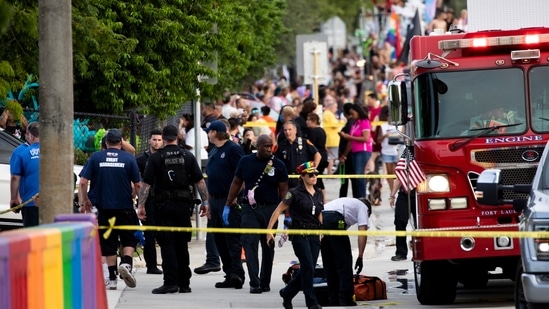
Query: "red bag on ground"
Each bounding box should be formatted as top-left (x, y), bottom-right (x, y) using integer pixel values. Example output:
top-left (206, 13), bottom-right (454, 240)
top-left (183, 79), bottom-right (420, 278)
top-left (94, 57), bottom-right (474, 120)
top-left (354, 275), bottom-right (387, 301)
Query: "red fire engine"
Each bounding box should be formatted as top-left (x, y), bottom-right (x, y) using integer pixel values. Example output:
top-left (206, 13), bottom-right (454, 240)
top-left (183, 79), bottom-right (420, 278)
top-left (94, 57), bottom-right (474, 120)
top-left (387, 4), bottom-right (549, 305)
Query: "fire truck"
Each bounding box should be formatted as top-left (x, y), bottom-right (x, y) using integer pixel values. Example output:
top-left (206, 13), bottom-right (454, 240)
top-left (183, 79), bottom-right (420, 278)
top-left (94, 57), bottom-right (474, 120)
top-left (386, 0), bottom-right (549, 305)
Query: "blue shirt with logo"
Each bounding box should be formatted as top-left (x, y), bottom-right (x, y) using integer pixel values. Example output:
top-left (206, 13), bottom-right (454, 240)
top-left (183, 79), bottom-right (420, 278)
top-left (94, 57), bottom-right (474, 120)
top-left (10, 142), bottom-right (40, 207)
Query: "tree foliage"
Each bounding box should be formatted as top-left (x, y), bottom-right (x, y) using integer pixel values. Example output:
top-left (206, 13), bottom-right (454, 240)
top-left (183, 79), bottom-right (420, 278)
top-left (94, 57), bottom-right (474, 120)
top-left (0, 0), bottom-right (286, 118)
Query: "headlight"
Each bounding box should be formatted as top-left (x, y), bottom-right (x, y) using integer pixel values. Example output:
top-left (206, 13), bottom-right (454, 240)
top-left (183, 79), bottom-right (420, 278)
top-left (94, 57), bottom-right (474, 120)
top-left (426, 174), bottom-right (450, 192)
top-left (535, 239), bottom-right (549, 260)
top-left (534, 224), bottom-right (549, 260)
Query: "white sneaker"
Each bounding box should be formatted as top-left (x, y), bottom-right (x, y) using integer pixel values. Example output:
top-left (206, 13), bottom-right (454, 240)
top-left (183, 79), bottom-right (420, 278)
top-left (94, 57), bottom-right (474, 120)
top-left (118, 263), bottom-right (136, 288)
top-left (106, 279), bottom-right (117, 290)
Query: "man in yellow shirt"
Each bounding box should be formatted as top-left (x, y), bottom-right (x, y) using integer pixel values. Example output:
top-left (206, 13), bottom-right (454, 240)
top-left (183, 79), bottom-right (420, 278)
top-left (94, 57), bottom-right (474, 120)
top-left (323, 102), bottom-right (343, 175)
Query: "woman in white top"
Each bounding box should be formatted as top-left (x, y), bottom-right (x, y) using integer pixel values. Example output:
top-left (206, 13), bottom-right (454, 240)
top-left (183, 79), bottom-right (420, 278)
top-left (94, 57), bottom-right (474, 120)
top-left (377, 106), bottom-right (402, 193)
top-left (180, 114), bottom-right (209, 170)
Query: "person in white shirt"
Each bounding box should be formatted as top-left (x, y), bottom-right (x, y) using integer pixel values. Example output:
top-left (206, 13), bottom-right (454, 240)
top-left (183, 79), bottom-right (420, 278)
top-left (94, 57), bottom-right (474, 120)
top-left (180, 114), bottom-right (210, 171)
top-left (377, 106), bottom-right (403, 193)
top-left (222, 96), bottom-right (239, 120)
top-left (321, 197), bottom-right (370, 306)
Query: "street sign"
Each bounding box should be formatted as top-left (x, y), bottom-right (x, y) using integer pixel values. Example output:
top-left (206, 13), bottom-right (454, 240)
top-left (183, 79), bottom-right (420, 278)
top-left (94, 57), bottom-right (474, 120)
top-left (296, 34), bottom-right (328, 77)
top-left (303, 41), bottom-right (328, 85)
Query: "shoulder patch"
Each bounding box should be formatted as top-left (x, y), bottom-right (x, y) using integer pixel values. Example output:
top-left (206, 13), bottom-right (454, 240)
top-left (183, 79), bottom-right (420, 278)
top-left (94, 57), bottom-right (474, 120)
top-left (284, 191), bottom-right (292, 200)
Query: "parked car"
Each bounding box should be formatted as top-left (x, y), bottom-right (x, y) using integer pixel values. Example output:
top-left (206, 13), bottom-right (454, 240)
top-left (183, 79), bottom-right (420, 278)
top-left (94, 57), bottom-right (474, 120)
top-left (476, 142), bottom-right (549, 309)
top-left (0, 129), bottom-right (83, 230)
top-left (0, 130), bottom-right (24, 229)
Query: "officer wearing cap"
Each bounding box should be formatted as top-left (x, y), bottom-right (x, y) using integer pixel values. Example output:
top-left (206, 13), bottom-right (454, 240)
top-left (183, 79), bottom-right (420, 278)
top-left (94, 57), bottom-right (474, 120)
top-left (79, 128), bottom-right (142, 290)
top-left (321, 197), bottom-right (371, 306)
top-left (138, 124), bottom-right (209, 294)
top-left (204, 120), bottom-right (246, 289)
top-left (275, 121), bottom-right (321, 188)
top-left (266, 161), bottom-right (323, 309)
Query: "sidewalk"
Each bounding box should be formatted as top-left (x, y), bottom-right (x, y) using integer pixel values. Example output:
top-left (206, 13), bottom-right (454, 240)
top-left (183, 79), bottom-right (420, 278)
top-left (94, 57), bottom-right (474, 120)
top-left (107, 178), bottom-right (414, 309)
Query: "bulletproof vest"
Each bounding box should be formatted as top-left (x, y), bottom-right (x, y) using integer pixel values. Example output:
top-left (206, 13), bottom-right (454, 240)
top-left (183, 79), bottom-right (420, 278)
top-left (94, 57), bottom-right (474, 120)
top-left (158, 148), bottom-right (193, 196)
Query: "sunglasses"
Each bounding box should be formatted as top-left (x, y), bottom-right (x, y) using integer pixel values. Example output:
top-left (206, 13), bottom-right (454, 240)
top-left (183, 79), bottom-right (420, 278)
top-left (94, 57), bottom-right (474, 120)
top-left (303, 173), bottom-right (319, 178)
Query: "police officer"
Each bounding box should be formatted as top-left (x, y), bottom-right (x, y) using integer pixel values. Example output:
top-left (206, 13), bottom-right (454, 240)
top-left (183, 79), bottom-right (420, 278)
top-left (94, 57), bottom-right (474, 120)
top-left (274, 121), bottom-right (321, 188)
top-left (205, 120), bottom-right (246, 289)
top-left (137, 124), bottom-right (209, 294)
top-left (79, 129), bottom-right (142, 291)
top-left (135, 128), bottom-right (163, 275)
top-left (321, 197), bottom-right (371, 306)
top-left (224, 134), bottom-right (289, 294)
top-left (266, 161), bottom-right (324, 309)
top-left (389, 179), bottom-right (417, 261)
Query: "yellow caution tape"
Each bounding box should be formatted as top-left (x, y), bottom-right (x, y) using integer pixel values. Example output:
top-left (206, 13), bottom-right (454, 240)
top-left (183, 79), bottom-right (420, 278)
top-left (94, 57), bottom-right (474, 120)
top-left (98, 224), bottom-right (549, 239)
top-left (0, 194), bottom-right (39, 216)
top-left (289, 174), bottom-right (396, 179)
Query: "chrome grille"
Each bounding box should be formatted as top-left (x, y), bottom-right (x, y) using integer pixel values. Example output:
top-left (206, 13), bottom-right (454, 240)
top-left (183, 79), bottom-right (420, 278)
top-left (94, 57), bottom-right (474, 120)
top-left (500, 167), bottom-right (537, 200)
top-left (471, 147), bottom-right (543, 200)
top-left (474, 146), bottom-right (544, 163)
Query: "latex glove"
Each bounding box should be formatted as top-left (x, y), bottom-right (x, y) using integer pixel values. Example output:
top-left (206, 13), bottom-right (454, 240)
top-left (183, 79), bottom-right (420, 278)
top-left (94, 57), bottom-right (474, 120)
top-left (222, 205), bottom-right (231, 226)
top-left (354, 257), bottom-right (363, 274)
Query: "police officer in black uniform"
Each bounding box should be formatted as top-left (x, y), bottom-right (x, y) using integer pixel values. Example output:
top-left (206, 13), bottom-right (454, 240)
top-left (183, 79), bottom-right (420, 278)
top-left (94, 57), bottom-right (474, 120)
top-left (224, 134), bottom-right (289, 294)
top-left (274, 121), bottom-right (321, 188)
top-left (138, 124), bottom-right (209, 294)
top-left (267, 161), bottom-right (324, 309)
top-left (136, 128), bottom-right (163, 275)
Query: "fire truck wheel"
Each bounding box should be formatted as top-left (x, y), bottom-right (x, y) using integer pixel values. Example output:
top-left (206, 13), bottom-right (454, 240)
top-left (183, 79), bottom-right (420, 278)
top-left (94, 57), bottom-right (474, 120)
top-left (414, 261), bottom-right (457, 305)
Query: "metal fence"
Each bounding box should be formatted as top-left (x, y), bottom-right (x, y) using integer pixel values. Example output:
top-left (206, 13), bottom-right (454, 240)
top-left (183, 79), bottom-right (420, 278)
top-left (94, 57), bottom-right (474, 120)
top-left (23, 102), bottom-right (194, 164)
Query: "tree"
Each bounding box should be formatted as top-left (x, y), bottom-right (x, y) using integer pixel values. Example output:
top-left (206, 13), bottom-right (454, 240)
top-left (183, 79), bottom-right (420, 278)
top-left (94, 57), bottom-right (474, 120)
top-left (1, 0), bottom-right (286, 119)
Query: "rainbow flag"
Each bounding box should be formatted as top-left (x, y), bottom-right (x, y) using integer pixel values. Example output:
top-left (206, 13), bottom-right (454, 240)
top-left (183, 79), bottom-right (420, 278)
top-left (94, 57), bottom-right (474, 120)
top-left (385, 10), bottom-right (401, 60)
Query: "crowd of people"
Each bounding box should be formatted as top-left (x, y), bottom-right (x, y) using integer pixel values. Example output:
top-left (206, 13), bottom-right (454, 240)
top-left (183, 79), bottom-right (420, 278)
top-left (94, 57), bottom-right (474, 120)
top-left (6, 3), bottom-right (434, 303)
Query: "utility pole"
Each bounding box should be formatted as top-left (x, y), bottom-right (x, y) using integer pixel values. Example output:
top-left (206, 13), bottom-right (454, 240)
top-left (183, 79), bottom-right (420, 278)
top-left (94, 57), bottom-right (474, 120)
top-left (38, 0), bottom-right (74, 223)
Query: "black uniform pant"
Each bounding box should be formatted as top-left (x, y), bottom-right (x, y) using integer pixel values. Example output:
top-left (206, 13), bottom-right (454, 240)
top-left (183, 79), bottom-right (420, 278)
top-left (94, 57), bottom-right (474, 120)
top-left (240, 203), bottom-right (276, 288)
top-left (155, 200), bottom-right (192, 287)
top-left (142, 199), bottom-right (158, 270)
top-left (283, 234), bottom-right (321, 308)
top-left (394, 190), bottom-right (416, 257)
top-left (339, 156), bottom-right (360, 198)
top-left (321, 211), bottom-right (354, 305)
top-left (209, 196), bottom-right (245, 281)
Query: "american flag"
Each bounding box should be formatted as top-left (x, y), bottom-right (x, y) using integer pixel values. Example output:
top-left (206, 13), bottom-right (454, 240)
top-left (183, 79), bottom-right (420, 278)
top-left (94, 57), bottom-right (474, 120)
top-left (395, 147), bottom-right (426, 192)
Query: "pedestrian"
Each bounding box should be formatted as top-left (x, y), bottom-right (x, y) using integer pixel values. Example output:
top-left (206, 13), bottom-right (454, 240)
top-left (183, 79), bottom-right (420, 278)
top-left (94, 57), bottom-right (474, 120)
top-left (305, 113), bottom-right (329, 200)
top-left (204, 120), bottom-right (246, 289)
top-left (338, 103), bottom-right (360, 198)
top-left (201, 102), bottom-right (218, 129)
top-left (266, 161), bottom-right (323, 309)
top-left (321, 197), bottom-right (371, 306)
top-left (137, 124), bottom-right (209, 294)
top-left (339, 104), bottom-right (372, 198)
top-left (389, 179), bottom-right (416, 261)
top-left (274, 121), bottom-right (321, 188)
top-left (224, 134), bottom-right (289, 294)
top-left (9, 121), bottom-right (40, 227)
top-left (377, 106), bottom-right (401, 194)
top-left (135, 128), bottom-right (163, 275)
top-left (78, 128), bottom-right (142, 290)
top-left (322, 101), bottom-right (342, 175)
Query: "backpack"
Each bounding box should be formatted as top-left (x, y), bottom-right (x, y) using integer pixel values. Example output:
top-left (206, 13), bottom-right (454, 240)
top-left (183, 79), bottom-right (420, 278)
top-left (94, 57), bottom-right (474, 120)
top-left (353, 275), bottom-right (387, 301)
top-left (159, 148), bottom-right (192, 193)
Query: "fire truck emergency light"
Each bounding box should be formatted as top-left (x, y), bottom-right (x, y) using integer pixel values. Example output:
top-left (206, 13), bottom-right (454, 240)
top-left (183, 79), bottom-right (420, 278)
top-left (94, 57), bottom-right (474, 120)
top-left (439, 34), bottom-right (547, 50)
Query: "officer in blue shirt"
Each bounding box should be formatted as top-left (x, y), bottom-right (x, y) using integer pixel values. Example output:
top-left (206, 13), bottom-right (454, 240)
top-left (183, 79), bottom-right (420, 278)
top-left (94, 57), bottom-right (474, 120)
top-left (205, 120), bottom-right (246, 289)
top-left (10, 121), bottom-right (40, 227)
top-left (224, 134), bottom-right (289, 294)
top-left (79, 128), bottom-right (142, 291)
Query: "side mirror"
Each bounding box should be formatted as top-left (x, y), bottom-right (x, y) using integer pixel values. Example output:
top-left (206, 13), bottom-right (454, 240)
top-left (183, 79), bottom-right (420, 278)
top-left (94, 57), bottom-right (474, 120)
top-left (476, 169), bottom-right (532, 208)
top-left (475, 169), bottom-right (502, 205)
top-left (388, 80), bottom-right (408, 126)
